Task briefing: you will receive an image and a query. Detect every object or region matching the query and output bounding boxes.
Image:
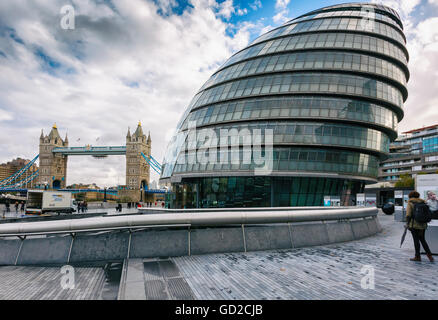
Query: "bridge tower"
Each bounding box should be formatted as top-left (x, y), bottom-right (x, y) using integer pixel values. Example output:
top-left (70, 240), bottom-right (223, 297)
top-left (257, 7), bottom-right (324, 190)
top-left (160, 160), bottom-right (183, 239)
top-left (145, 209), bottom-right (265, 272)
top-left (38, 124), bottom-right (68, 189)
top-left (125, 122), bottom-right (151, 190)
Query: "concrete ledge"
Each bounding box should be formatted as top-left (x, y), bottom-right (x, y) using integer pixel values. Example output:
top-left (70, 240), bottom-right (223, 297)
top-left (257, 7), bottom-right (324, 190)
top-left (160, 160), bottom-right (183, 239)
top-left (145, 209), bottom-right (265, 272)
top-left (425, 222), bottom-right (438, 254)
top-left (290, 222), bottom-right (330, 248)
top-left (351, 219), bottom-right (372, 239)
top-left (0, 239), bottom-right (21, 265)
top-left (130, 229), bottom-right (188, 258)
top-left (366, 218), bottom-right (379, 235)
top-left (190, 227), bottom-right (244, 255)
top-left (244, 224), bottom-right (292, 252)
top-left (17, 236), bottom-right (71, 265)
top-left (69, 231), bottom-right (129, 263)
top-left (375, 217), bottom-right (383, 232)
top-left (326, 221), bottom-right (354, 244)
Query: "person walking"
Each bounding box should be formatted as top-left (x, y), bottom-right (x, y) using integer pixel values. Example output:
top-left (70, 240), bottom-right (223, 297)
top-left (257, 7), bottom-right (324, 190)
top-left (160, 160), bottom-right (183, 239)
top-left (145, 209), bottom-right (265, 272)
top-left (20, 202), bottom-right (25, 213)
top-left (14, 201), bottom-right (19, 213)
top-left (406, 191), bottom-right (434, 262)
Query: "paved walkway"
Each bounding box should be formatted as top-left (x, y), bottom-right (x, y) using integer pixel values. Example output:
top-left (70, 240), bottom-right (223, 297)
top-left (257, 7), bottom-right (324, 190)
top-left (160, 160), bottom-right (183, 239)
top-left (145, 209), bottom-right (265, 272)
top-left (172, 213), bottom-right (437, 300)
top-left (1, 212), bottom-right (437, 300)
top-left (0, 266), bottom-right (107, 300)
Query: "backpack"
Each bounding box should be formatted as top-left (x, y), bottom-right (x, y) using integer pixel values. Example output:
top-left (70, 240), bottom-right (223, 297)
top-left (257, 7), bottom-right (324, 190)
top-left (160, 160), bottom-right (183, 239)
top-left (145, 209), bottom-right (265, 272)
top-left (412, 202), bottom-right (432, 223)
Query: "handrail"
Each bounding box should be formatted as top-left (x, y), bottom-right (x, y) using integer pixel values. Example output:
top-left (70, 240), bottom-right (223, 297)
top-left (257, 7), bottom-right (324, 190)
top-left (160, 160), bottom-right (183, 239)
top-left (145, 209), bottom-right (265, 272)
top-left (0, 207), bottom-right (377, 237)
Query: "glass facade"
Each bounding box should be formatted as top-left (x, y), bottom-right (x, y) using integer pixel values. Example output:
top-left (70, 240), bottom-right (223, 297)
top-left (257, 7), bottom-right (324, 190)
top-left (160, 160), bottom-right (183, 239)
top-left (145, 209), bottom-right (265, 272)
top-left (289, 9), bottom-right (403, 29)
top-left (252, 16), bottom-right (406, 47)
top-left (171, 177), bottom-right (364, 208)
top-left (161, 3), bottom-right (408, 208)
top-left (182, 122), bottom-right (389, 154)
top-left (173, 147), bottom-right (379, 178)
top-left (220, 32), bottom-right (408, 70)
top-left (190, 72), bottom-right (404, 110)
top-left (202, 51), bottom-right (407, 91)
top-left (180, 97), bottom-right (398, 131)
top-left (423, 136), bottom-right (438, 154)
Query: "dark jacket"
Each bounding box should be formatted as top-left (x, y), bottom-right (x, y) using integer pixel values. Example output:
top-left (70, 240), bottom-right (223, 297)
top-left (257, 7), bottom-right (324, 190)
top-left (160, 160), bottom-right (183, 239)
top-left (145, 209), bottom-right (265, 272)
top-left (406, 198), bottom-right (428, 230)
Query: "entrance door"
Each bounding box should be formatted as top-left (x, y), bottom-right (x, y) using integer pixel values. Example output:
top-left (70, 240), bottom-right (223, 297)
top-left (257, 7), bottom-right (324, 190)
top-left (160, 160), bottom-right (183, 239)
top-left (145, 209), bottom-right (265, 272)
top-left (52, 180), bottom-right (61, 189)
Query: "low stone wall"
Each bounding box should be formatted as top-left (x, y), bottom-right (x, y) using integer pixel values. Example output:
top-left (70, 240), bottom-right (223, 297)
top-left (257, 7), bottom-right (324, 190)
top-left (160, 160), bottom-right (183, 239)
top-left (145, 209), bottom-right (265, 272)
top-left (0, 215), bottom-right (381, 266)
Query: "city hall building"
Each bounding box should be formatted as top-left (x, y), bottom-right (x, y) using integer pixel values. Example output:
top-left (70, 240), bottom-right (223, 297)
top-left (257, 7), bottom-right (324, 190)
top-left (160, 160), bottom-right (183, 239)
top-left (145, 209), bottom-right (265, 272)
top-left (160, 3), bottom-right (409, 208)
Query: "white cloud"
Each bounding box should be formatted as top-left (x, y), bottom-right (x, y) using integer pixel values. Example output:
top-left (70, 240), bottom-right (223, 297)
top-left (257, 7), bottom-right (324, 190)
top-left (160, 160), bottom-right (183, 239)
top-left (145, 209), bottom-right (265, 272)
top-left (273, 0), bottom-right (290, 24)
top-left (371, 0), bottom-right (438, 132)
top-left (275, 0), bottom-right (290, 10)
top-left (249, 0), bottom-right (262, 11)
top-left (0, 0), bottom-right (257, 187)
top-left (236, 8), bottom-right (248, 16)
top-left (217, 0), bottom-right (234, 19)
top-left (217, 0), bottom-right (248, 19)
top-left (0, 109), bottom-right (13, 121)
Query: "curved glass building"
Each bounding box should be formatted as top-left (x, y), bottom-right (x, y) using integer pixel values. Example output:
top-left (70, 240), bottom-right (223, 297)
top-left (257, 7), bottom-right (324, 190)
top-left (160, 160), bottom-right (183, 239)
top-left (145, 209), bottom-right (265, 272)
top-left (160, 2), bottom-right (409, 208)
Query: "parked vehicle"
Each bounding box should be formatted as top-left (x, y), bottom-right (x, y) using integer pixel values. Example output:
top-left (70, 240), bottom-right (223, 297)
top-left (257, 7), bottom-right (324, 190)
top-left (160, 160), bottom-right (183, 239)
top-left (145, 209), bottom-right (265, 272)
top-left (25, 190), bottom-right (76, 215)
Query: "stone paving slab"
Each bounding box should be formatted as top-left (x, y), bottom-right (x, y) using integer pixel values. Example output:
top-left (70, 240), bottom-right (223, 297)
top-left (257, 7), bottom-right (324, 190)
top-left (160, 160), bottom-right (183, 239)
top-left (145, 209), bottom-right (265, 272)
top-left (0, 266), bottom-right (106, 300)
top-left (173, 213), bottom-right (438, 300)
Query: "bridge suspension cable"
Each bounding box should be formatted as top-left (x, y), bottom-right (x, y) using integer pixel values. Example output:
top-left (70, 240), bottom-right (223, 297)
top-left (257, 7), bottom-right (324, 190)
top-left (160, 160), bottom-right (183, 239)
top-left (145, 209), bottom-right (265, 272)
top-left (0, 154), bottom-right (39, 187)
top-left (0, 170), bottom-right (39, 189)
top-left (149, 155), bottom-right (162, 171)
top-left (141, 152), bottom-right (162, 175)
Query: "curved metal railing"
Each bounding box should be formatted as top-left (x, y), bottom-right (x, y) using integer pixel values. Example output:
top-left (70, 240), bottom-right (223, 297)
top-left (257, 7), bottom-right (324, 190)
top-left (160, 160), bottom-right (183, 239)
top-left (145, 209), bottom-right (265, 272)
top-left (0, 207), bottom-right (377, 237)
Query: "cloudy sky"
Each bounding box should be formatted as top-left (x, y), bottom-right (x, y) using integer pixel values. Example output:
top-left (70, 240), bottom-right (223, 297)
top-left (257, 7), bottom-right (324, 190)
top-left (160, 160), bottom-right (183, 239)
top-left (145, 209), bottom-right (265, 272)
top-left (0, 0), bottom-right (437, 187)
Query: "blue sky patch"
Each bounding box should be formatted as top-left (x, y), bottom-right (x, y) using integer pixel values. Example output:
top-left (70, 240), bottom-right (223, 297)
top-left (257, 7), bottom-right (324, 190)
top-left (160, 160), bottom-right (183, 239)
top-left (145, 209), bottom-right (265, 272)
top-left (153, 0), bottom-right (194, 17)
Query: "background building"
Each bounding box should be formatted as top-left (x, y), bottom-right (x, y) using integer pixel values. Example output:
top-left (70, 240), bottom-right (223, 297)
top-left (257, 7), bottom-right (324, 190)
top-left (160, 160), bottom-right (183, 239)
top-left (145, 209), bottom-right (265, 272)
top-left (0, 158), bottom-right (39, 188)
top-left (379, 124), bottom-right (438, 185)
top-left (160, 3), bottom-right (409, 208)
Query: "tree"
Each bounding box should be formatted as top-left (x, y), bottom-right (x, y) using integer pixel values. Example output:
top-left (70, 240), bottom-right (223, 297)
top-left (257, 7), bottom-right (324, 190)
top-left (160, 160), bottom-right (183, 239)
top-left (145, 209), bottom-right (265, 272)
top-left (394, 173), bottom-right (414, 188)
top-left (74, 192), bottom-right (86, 201)
top-left (117, 196), bottom-right (132, 203)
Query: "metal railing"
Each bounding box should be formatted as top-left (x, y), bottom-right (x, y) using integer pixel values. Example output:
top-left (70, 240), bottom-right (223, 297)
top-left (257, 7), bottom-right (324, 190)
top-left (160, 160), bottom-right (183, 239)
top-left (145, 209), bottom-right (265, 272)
top-left (0, 207), bottom-right (377, 237)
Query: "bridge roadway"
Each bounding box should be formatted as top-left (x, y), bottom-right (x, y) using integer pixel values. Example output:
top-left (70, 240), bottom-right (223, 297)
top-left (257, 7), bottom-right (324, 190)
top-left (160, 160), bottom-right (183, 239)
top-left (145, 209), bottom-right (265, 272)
top-left (51, 146), bottom-right (126, 156)
top-left (0, 212), bottom-right (436, 300)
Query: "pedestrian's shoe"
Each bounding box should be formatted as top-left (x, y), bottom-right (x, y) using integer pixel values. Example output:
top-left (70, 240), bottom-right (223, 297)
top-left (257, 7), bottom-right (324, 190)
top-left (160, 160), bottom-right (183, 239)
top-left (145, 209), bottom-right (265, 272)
top-left (426, 254), bottom-right (435, 262)
top-left (410, 256), bottom-right (421, 262)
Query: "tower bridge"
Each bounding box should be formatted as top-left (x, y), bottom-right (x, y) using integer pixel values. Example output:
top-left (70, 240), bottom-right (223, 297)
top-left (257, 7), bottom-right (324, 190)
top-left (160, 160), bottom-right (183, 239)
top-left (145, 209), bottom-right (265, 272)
top-left (38, 122), bottom-right (153, 193)
top-left (0, 122), bottom-right (162, 201)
